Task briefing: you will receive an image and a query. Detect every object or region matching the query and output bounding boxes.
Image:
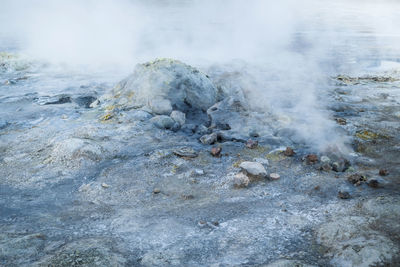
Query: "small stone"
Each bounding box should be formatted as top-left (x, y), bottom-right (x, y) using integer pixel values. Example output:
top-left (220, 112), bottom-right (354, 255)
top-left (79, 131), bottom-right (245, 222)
top-left (306, 154), bottom-right (318, 164)
top-left (89, 99), bottom-right (100, 108)
top-left (269, 173), bottom-right (280, 180)
top-left (210, 146), bottom-right (222, 157)
top-left (320, 156), bottom-right (331, 163)
top-left (170, 110), bottom-right (186, 126)
top-left (200, 132), bottom-right (218, 145)
top-left (149, 98), bottom-right (172, 115)
top-left (245, 139), bottom-right (258, 149)
top-left (173, 147), bottom-right (198, 158)
top-left (198, 220), bottom-right (207, 227)
top-left (347, 173), bottom-right (367, 185)
top-left (239, 161), bottom-right (267, 179)
top-left (338, 191), bottom-right (351, 199)
top-left (153, 188), bottom-right (161, 194)
top-left (191, 169), bottom-right (204, 176)
top-left (150, 115), bottom-right (175, 129)
top-left (233, 172), bottom-right (250, 188)
top-left (379, 169), bottom-right (389, 176)
top-left (101, 183), bottom-right (110, 188)
top-left (332, 158), bottom-right (350, 172)
top-left (212, 221), bottom-right (219, 226)
top-left (367, 179), bottom-right (380, 188)
top-left (335, 117), bottom-right (347, 125)
top-left (320, 163), bottom-right (332, 171)
top-left (284, 147), bottom-right (295, 156)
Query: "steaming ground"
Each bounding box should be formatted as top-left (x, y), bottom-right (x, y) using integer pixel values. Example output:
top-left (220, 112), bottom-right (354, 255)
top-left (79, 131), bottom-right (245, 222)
top-left (1, 0), bottom-right (400, 266)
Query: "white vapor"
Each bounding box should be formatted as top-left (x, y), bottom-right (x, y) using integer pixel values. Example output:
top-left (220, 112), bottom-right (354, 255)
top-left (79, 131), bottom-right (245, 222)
top-left (1, 0), bottom-right (400, 152)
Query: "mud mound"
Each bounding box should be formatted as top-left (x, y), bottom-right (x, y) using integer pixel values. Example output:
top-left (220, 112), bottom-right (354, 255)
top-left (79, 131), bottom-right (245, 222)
top-left (107, 58), bottom-right (218, 113)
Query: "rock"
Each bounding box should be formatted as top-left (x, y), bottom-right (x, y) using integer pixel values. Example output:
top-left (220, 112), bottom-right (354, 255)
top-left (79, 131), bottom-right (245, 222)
top-left (245, 139), bottom-right (258, 149)
top-left (233, 172), bottom-right (250, 188)
top-left (170, 110), bottom-right (186, 126)
top-left (338, 191), bottom-right (351, 199)
top-left (332, 158), bottom-right (350, 172)
top-left (124, 110), bottom-right (152, 122)
top-left (367, 179), bottom-right (380, 188)
top-left (320, 156), bottom-right (331, 163)
top-left (74, 96), bottom-right (97, 108)
top-left (320, 163), bottom-right (332, 171)
top-left (200, 132), bottom-right (218, 145)
top-left (191, 169), bottom-right (204, 176)
top-left (195, 124), bottom-right (210, 135)
top-left (150, 115), bottom-right (175, 129)
top-left (89, 99), bottom-right (100, 108)
top-left (149, 98), bottom-right (172, 115)
top-left (109, 59), bottom-right (217, 112)
top-left (239, 161), bottom-right (267, 179)
top-left (210, 146), bottom-right (222, 157)
top-left (153, 188), bottom-right (161, 194)
top-left (269, 173), bottom-right (280, 180)
top-left (379, 169), bottom-right (389, 176)
top-left (335, 117), bottom-right (347, 125)
top-left (101, 183), bottom-right (110, 188)
top-left (207, 96), bottom-right (247, 130)
top-left (284, 147), bottom-right (295, 156)
top-left (347, 173), bottom-right (367, 185)
top-left (305, 154), bottom-right (318, 164)
top-left (173, 147), bottom-right (198, 158)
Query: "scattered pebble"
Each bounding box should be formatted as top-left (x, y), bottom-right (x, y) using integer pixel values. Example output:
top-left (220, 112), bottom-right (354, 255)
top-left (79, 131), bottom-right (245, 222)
top-left (338, 191), bottom-right (351, 199)
top-left (210, 146), bottom-right (222, 157)
top-left (245, 139), bottom-right (258, 149)
top-left (284, 147), bottom-right (295, 156)
top-left (101, 183), bottom-right (110, 188)
top-left (320, 156), bottom-right (331, 163)
top-left (269, 173), bottom-right (280, 180)
top-left (332, 158), bottom-right (350, 172)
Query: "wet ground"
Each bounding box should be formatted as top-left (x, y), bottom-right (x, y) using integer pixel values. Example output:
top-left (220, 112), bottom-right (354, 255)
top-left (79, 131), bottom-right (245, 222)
top-left (0, 54), bottom-right (399, 266)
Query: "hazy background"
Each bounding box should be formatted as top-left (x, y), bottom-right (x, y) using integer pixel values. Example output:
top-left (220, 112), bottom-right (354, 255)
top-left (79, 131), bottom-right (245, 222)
top-left (1, 0), bottom-right (400, 152)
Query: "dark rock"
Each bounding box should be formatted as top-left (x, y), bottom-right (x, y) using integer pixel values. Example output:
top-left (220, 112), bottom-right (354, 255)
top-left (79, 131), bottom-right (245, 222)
top-left (173, 147), bottom-right (198, 158)
top-left (74, 96), bottom-right (97, 108)
top-left (379, 169), bottom-right (389, 176)
top-left (284, 147), bottom-right (295, 157)
top-left (335, 117), bottom-right (347, 125)
top-left (338, 191), bottom-right (351, 199)
top-left (245, 139), bottom-right (258, 149)
top-left (210, 146), bottom-right (222, 157)
top-left (306, 154), bottom-right (318, 164)
top-left (347, 173), bottom-right (367, 186)
top-left (207, 96), bottom-right (247, 130)
top-left (367, 179), bottom-right (380, 188)
top-left (40, 94), bottom-right (72, 105)
top-left (320, 163), bottom-right (332, 172)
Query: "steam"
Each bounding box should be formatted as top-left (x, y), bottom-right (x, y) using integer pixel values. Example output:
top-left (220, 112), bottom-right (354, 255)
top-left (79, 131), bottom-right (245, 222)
top-left (1, 0), bottom-right (400, 152)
